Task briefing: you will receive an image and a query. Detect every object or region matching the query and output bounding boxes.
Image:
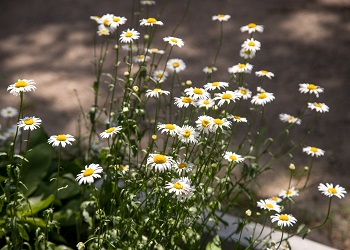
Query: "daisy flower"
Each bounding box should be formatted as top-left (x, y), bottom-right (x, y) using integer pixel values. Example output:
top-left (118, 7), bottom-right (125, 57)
top-left (147, 153), bottom-right (175, 172)
top-left (228, 115), bottom-right (248, 123)
top-left (97, 27), bottom-right (110, 36)
top-left (133, 54), bottom-right (150, 63)
top-left (140, 17), bottom-right (163, 26)
top-left (212, 14), bottom-right (231, 22)
top-left (279, 113), bottom-right (301, 125)
top-left (109, 16), bottom-right (127, 30)
top-left (175, 125), bottom-right (198, 144)
top-left (240, 23), bottom-right (264, 33)
top-left (228, 63), bottom-right (253, 74)
top-left (75, 163), bottom-right (103, 185)
top-left (203, 81), bottom-right (229, 91)
top-left (98, 14), bottom-right (127, 32)
top-left (203, 66), bottom-right (218, 74)
top-left (241, 38), bottom-right (261, 52)
top-left (270, 213), bottom-right (297, 228)
top-left (251, 88), bottom-right (275, 106)
top-left (210, 118), bottom-right (231, 132)
top-left (165, 177), bottom-right (194, 201)
top-left (307, 102), bottom-right (329, 113)
top-left (167, 58), bottom-right (186, 72)
top-left (48, 134), bottom-right (75, 147)
top-left (239, 49), bottom-right (256, 59)
top-left (7, 79), bottom-right (37, 96)
top-left (163, 36), bottom-right (184, 47)
top-left (194, 98), bottom-right (215, 109)
top-left (119, 29), bottom-right (140, 43)
top-left (257, 199), bottom-right (281, 213)
top-left (174, 96), bottom-right (193, 108)
top-left (1, 107), bottom-right (18, 118)
top-left (279, 186), bottom-right (299, 199)
top-left (255, 70), bottom-right (275, 79)
top-left (146, 47), bottom-right (164, 54)
top-left (270, 196), bottom-right (282, 203)
top-left (100, 126), bottom-right (122, 138)
top-left (17, 116), bottom-right (42, 131)
top-left (234, 87), bottom-right (252, 100)
top-left (141, 0), bottom-right (156, 5)
top-left (318, 183), bottom-right (347, 199)
top-left (223, 151), bottom-right (245, 163)
top-left (152, 70), bottom-right (168, 83)
top-left (214, 91), bottom-right (241, 106)
top-left (184, 87), bottom-right (210, 100)
top-left (302, 146), bottom-right (325, 157)
top-left (195, 115), bottom-right (214, 134)
top-left (173, 158), bottom-right (194, 174)
top-left (157, 123), bottom-right (179, 137)
top-left (145, 88), bottom-right (170, 98)
top-left (122, 44), bottom-right (138, 52)
top-left (118, 165), bottom-right (129, 174)
top-left (299, 83), bottom-right (324, 98)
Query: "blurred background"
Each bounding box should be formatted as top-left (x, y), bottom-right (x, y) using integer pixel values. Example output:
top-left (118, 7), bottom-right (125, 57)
top-left (1, 0), bottom-right (349, 248)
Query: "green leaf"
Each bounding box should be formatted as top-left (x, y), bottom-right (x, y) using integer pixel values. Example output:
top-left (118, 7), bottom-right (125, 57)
top-left (23, 217), bottom-right (46, 227)
top-left (206, 235), bottom-right (222, 250)
top-left (18, 194), bottom-right (54, 216)
top-left (21, 143), bottom-right (53, 195)
top-left (18, 224), bottom-right (29, 241)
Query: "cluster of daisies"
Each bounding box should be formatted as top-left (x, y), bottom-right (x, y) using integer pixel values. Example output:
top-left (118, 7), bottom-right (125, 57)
top-left (256, 182), bottom-right (346, 229)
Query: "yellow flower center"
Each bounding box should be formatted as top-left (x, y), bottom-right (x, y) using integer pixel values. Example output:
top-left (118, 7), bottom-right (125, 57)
top-left (248, 23), bottom-right (257, 28)
top-left (258, 93), bottom-right (267, 99)
top-left (193, 88), bottom-right (203, 95)
top-left (154, 154), bottom-right (167, 164)
top-left (170, 38), bottom-right (178, 43)
top-left (138, 55), bottom-right (145, 59)
top-left (213, 119), bottom-right (223, 125)
top-left (183, 129), bottom-right (191, 137)
top-left (56, 134), bottom-right (67, 141)
top-left (201, 119), bottom-right (210, 127)
top-left (222, 93), bottom-right (232, 99)
top-left (173, 182), bottom-right (183, 189)
top-left (212, 82), bottom-right (219, 86)
top-left (234, 116), bottom-right (241, 120)
top-left (240, 89), bottom-right (247, 95)
top-left (271, 197), bottom-right (278, 201)
top-left (83, 168), bottom-right (94, 177)
top-left (182, 97), bottom-right (192, 103)
top-left (203, 100), bottom-right (210, 105)
top-left (279, 214), bottom-right (289, 221)
top-left (178, 163), bottom-right (187, 169)
top-left (307, 84), bottom-right (317, 90)
top-left (103, 19), bottom-right (110, 26)
top-left (153, 88), bottom-right (161, 92)
top-left (164, 124), bottom-right (175, 130)
top-left (310, 147), bottom-right (318, 153)
top-left (15, 80), bottom-right (28, 88)
top-left (315, 103), bottom-right (322, 108)
top-left (113, 17), bottom-right (120, 22)
top-left (248, 41), bottom-right (256, 47)
top-left (327, 187), bottom-right (337, 194)
top-left (156, 73), bottom-right (163, 78)
top-left (218, 14), bottom-right (225, 18)
top-left (105, 127), bottom-right (115, 133)
top-left (207, 67), bottom-right (212, 71)
top-left (172, 62), bottom-right (180, 68)
top-left (119, 166), bottom-right (127, 171)
top-left (244, 50), bottom-right (251, 55)
top-left (229, 155), bottom-right (237, 161)
top-left (100, 29), bottom-right (109, 35)
top-left (238, 64), bottom-right (246, 68)
top-left (286, 190), bottom-right (292, 195)
top-left (125, 31), bottom-right (133, 37)
top-left (24, 118), bottom-right (34, 125)
top-left (288, 116), bottom-right (294, 121)
top-left (265, 203), bottom-right (274, 209)
top-left (147, 17), bottom-right (157, 23)
top-left (261, 70), bottom-right (269, 75)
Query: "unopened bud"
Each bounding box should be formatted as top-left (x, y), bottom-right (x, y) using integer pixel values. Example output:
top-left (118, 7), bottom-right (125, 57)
top-left (245, 209), bottom-right (252, 217)
top-left (289, 163), bottom-right (295, 170)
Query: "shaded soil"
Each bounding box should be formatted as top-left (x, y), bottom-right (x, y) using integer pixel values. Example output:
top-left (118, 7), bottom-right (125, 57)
top-left (1, 0), bottom-right (350, 249)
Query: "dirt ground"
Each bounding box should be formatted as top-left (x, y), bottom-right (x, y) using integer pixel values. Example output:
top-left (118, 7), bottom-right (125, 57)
top-left (1, 0), bottom-right (350, 249)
